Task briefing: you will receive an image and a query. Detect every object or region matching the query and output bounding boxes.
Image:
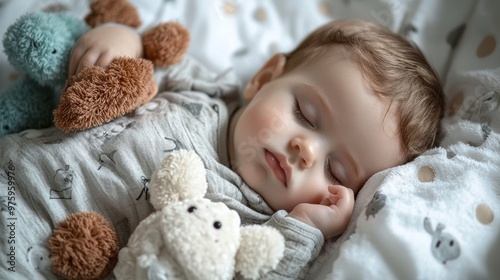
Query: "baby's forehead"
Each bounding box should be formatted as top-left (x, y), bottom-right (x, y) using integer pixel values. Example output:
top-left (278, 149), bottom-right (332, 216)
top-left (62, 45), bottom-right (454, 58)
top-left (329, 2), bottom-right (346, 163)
top-left (288, 46), bottom-right (378, 87)
top-left (293, 49), bottom-right (376, 92)
top-left (290, 44), bottom-right (353, 69)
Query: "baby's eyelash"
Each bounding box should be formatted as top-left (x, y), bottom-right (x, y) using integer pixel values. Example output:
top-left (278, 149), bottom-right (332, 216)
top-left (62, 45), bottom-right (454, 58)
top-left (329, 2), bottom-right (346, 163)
top-left (325, 159), bottom-right (341, 185)
top-left (292, 99), bottom-right (313, 128)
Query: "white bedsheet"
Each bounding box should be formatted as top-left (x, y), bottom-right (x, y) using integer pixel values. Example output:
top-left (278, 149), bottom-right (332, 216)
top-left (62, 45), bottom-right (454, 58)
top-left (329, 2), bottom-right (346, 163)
top-left (1, 0), bottom-right (500, 279)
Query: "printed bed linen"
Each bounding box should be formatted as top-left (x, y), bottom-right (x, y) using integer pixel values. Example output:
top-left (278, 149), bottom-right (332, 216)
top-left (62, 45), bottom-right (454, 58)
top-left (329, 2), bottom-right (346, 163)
top-left (1, 0), bottom-right (500, 279)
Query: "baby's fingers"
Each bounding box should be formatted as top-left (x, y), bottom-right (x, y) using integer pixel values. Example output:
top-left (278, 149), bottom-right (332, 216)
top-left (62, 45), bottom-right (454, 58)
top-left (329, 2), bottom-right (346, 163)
top-left (327, 185), bottom-right (354, 213)
top-left (68, 45), bottom-right (86, 76)
top-left (75, 50), bottom-right (100, 76)
top-left (70, 48), bottom-right (113, 76)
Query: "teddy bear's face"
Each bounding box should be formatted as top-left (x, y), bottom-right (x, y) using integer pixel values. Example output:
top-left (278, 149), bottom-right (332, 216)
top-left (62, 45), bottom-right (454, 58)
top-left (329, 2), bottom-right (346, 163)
top-left (158, 198), bottom-right (241, 279)
top-left (3, 12), bottom-right (87, 86)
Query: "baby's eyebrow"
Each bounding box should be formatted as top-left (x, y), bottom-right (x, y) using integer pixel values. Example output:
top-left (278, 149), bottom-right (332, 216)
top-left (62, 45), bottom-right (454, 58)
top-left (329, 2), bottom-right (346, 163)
top-left (300, 83), bottom-right (333, 122)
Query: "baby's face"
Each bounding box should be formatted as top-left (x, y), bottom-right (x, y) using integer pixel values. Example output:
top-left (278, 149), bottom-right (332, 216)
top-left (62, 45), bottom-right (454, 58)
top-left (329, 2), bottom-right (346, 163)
top-left (229, 49), bottom-right (404, 212)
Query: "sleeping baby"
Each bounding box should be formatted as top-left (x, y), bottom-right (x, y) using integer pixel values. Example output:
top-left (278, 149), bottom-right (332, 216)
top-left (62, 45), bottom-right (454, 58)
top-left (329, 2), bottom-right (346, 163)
top-left (0, 19), bottom-right (444, 279)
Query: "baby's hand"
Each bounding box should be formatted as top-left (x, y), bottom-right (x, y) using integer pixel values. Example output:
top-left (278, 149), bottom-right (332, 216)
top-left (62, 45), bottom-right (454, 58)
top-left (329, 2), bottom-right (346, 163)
top-left (69, 24), bottom-right (143, 76)
top-left (289, 185), bottom-right (354, 239)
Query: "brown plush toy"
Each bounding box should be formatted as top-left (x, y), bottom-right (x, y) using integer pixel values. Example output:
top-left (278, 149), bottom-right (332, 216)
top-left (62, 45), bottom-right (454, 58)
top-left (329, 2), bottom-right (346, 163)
top-left (53, 0), bottom-right (190, 132)
top-left (48, 212), bottom-right (119, 280)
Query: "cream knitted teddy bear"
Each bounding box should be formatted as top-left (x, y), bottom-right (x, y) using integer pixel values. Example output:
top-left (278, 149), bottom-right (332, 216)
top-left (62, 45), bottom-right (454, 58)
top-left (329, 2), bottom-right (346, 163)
top-left (113, 150), bottom-right (285, 280)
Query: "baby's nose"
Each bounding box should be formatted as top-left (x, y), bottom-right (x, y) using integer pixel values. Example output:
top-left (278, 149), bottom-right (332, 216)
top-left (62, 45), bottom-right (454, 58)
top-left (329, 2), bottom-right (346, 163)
top-left (290, 137), bottom-right (317, 168)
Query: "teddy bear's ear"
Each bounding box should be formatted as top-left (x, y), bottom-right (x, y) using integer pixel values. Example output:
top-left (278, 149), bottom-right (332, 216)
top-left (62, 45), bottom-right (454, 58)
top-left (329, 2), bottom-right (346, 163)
top-left (150, 150), bottom-right (208, 210)
top-left (142, 22), bottom-right (190, 67)
top-left (235, 225), bottom-right (285, 279)
top-left (85, 0), bottom-right (142, 28)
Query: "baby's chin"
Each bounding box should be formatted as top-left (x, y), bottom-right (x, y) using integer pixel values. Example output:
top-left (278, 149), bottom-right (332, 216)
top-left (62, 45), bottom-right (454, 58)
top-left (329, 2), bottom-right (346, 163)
top-left (258, 191), bottom-right (296, 213)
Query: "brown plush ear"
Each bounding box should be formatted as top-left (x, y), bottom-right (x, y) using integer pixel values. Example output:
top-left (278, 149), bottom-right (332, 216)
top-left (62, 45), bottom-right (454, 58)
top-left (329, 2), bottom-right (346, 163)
top-left (85, 0), bottom-right (141, 28)
top-left (142, 22), bottom-right (190, 67)
top-left (54, 57), bottom-right (157, 132)
top-left (48, 212), bottom-right (119, 280)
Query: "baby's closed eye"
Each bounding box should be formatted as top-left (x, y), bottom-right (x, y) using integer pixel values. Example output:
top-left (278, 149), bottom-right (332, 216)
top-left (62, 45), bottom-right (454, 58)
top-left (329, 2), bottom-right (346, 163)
top-left (292, 98), bottom-right (315, 128)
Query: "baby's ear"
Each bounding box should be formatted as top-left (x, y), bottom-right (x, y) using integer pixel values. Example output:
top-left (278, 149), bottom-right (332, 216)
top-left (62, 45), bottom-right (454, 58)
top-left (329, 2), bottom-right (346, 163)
top-left (242, 54), bottom-right (286, 101)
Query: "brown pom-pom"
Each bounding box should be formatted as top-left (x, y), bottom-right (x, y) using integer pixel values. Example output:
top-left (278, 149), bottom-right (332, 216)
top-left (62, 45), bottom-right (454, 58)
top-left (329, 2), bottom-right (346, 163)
top-left (85, 0), bottom-right (141, 28)
top-left (142, 22), bottom-right (190, 67)
top-left (48, 212), bottom-right (119, 280)
top-left (54, 57), bottom-right (157, 132)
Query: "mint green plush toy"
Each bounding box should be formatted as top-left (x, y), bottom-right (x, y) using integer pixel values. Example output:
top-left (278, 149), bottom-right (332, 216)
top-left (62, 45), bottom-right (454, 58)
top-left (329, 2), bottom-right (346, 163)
top-left (0, 12), bottom-right (88, 137)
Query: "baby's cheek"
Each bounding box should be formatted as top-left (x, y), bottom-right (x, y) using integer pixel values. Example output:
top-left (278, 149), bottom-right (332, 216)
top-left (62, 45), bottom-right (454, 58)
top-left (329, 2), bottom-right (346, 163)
top-left (246, 107), bottom-right (289, 144)
top-left (240, 163), bottom-right (265, 182)
top-left (314, 189), bottom-right (331, 204)
top-left (241, 162), bottom-right (265, 185)
top-left (300, 180), bottom-right (331, 205)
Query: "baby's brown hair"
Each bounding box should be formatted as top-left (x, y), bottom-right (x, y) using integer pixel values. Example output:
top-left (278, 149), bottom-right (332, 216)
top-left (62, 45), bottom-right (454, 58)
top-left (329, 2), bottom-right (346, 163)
top-left (285, 19), bottom-right (445, 161)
